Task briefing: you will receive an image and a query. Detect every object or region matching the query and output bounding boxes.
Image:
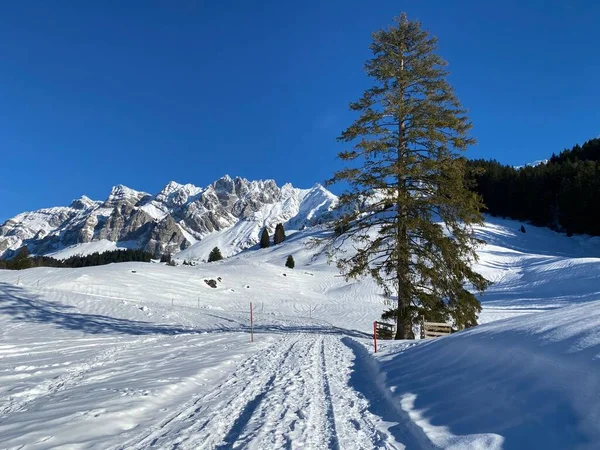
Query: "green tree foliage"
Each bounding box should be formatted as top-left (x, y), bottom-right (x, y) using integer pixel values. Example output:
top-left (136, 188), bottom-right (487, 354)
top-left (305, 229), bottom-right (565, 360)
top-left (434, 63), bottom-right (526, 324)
top-left (12, 247), bottom-right (32, 270)
top-left (2, 248), bottom-right (153, 270)
top-left (468, 138), bottom-right (600, 236)
top-left (208, 247), bottom-right (223, 262)
top-left (273, 223), bottom-right (286, 245)
top-left (285, 255), bottom-right (295, 269)
top-left (334, 220), bottom-right (351, 237)
top-left (260, 228), bottom-right (270, 249)
top-left (326, 14), bottom-right (489, 339)
top-left (58, 249), bottom-right (152, 267)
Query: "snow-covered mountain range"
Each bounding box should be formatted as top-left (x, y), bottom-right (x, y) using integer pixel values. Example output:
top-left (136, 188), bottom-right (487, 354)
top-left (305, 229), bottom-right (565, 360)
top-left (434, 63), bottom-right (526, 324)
top-left (0, 176), bottom-right (338, 259)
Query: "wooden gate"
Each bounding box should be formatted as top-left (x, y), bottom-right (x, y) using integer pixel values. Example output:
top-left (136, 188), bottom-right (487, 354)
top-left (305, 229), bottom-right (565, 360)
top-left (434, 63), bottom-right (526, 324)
top-left (374, 321), bottom-right (395, 340)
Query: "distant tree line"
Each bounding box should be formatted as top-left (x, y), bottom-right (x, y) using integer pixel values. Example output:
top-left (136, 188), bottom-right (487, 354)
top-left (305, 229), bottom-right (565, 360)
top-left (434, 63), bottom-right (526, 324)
top-left (468, 138), bottom-right (600, 236)
top-left (0, 247), bottom-right (153, 270)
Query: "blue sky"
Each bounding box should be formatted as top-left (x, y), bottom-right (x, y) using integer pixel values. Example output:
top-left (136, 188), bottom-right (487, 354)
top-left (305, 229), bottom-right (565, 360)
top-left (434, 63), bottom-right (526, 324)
top-left (1, 0), bottom-right (599, 222)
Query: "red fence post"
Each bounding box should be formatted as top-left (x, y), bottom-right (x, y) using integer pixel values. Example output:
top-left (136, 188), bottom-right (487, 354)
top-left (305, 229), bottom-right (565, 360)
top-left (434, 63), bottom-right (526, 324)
top-left (373, 321), bottom-right (378, 353)
top-left (250, 302), bottom-right (254, 343)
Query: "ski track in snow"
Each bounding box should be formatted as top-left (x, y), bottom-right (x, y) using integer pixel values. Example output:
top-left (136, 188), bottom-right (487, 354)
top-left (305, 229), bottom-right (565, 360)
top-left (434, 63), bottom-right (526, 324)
top-left (0, 337), bottom-right (155, 417)
top-left (115, 334), bottom-right (419, 450)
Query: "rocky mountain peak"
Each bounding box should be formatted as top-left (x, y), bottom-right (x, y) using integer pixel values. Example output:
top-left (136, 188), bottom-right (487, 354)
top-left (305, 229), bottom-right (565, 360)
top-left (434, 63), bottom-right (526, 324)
top-left (69, 195), bottom-right (97, 210)
top-left (210, 175), bottom-right (237, 193)
top-left (155, 181), bottom-right (203, 207)
top-left (104, 185), bottom-right (149, 207)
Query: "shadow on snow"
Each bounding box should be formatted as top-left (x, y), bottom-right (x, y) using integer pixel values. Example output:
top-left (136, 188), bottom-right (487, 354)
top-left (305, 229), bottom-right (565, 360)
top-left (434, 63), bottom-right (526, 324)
top-left (342, 318), bottom-right (599, 450)
top-left (0, 282), bottom-right (369, 338)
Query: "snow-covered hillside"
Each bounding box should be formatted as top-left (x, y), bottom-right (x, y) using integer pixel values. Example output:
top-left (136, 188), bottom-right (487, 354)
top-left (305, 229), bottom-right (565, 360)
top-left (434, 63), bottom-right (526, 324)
top-left (0, 177), bottom-right (337, 260)
top-left (1, 216), bottom-right (599, 449)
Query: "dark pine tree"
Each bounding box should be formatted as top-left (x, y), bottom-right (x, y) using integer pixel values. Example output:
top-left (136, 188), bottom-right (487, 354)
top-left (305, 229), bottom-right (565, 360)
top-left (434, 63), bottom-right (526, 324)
top-left (285, 255), bottom-right (295, 269)
top-left (325, 13), bottom-right (489, 339)
top-left (4, 248), bottom-right (153, 270)
top-left (208, 247), bottom-right (223, 262)
top-left (260, 228), bottom-right (270, 248)
top-left (273, 223), bottom-right (286, 245)
top-left (12, 247), bottom-right (32, 270)
top-left (468, 137), bottom-right (600, 237)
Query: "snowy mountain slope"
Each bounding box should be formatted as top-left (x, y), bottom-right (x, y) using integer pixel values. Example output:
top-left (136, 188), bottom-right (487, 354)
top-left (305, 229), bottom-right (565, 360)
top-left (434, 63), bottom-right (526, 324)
top-left (175, 184), bottom-right (338, 261)
top-left (0, 177), bottom-right (338, 260)
top-left (473, 217), bottom-right (600, 323)
top-left (0, 199), bottom-right (101, 255)
top-left (1, 216), bottom-right (600, 448)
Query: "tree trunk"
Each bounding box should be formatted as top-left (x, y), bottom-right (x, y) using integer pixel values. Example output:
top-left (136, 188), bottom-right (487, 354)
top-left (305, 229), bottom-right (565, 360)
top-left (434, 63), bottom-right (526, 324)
top-left (394, 126), bottom-right (413, 337)
top-left (394, 219), bottom-right (414, 339)
top-left (394, 51), bottom-right (413, 340)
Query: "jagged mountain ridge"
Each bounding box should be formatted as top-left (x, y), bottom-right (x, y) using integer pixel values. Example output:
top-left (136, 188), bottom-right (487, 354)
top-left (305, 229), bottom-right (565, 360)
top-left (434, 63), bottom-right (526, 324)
top-left (0, 176), bottom-right (338, 259)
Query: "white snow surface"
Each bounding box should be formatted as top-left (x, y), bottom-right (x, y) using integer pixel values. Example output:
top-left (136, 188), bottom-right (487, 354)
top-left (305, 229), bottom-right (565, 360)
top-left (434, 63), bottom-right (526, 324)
top-left (1, 216), bottom-right (600, 449)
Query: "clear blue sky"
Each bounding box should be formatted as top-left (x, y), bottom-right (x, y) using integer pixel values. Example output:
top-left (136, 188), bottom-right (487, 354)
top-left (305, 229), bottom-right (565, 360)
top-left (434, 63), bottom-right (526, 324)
top-left (1, 0), bottom-right (599, 222)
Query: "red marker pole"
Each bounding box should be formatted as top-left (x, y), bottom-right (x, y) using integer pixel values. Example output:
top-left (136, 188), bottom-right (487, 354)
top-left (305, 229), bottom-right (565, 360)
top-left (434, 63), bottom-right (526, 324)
top-left (373, 321), bottom-right (378, 353)
top-left (250, 302), bottom-right (254, 343)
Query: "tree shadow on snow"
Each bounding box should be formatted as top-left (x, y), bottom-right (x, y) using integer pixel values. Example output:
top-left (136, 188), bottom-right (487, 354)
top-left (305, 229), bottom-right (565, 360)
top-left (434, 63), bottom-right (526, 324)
top-left (0, 283), bottom-right (370, 339)
top-left (0, 282), bottom-right (196, 335)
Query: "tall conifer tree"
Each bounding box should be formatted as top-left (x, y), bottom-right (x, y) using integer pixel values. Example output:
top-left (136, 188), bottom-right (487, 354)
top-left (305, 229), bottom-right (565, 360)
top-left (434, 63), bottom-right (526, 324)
top-left (273, 223), bottom-right (286, 245)
top-left (260, 228), bottom-right (270, 248)
top-left (326, 14), bottom-right (489, 338)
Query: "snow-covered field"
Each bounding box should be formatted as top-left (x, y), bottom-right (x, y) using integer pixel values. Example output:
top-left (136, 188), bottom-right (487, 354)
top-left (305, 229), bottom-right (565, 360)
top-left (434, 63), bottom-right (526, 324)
top-left (1, 217), bottom-right (599, 449)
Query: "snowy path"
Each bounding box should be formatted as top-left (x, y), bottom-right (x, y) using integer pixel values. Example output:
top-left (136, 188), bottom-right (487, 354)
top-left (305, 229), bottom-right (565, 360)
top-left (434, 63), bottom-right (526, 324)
top-left (114, 334), bottom-right (421, 450)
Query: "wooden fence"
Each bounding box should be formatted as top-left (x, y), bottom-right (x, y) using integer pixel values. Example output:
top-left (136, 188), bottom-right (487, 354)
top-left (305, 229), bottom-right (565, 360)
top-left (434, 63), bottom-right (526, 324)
top-left (421, 321), bottom-right (452, 339)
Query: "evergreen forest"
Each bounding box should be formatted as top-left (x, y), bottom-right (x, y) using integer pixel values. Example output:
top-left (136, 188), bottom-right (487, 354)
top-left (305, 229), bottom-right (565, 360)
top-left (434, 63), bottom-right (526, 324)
top-left (469, 138), bottom-right (600, 236)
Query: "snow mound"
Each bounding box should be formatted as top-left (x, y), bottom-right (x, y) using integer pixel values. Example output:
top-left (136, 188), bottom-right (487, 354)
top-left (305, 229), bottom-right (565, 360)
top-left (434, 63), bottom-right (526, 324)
top-left (372, 300), bottom-right (600, 449)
